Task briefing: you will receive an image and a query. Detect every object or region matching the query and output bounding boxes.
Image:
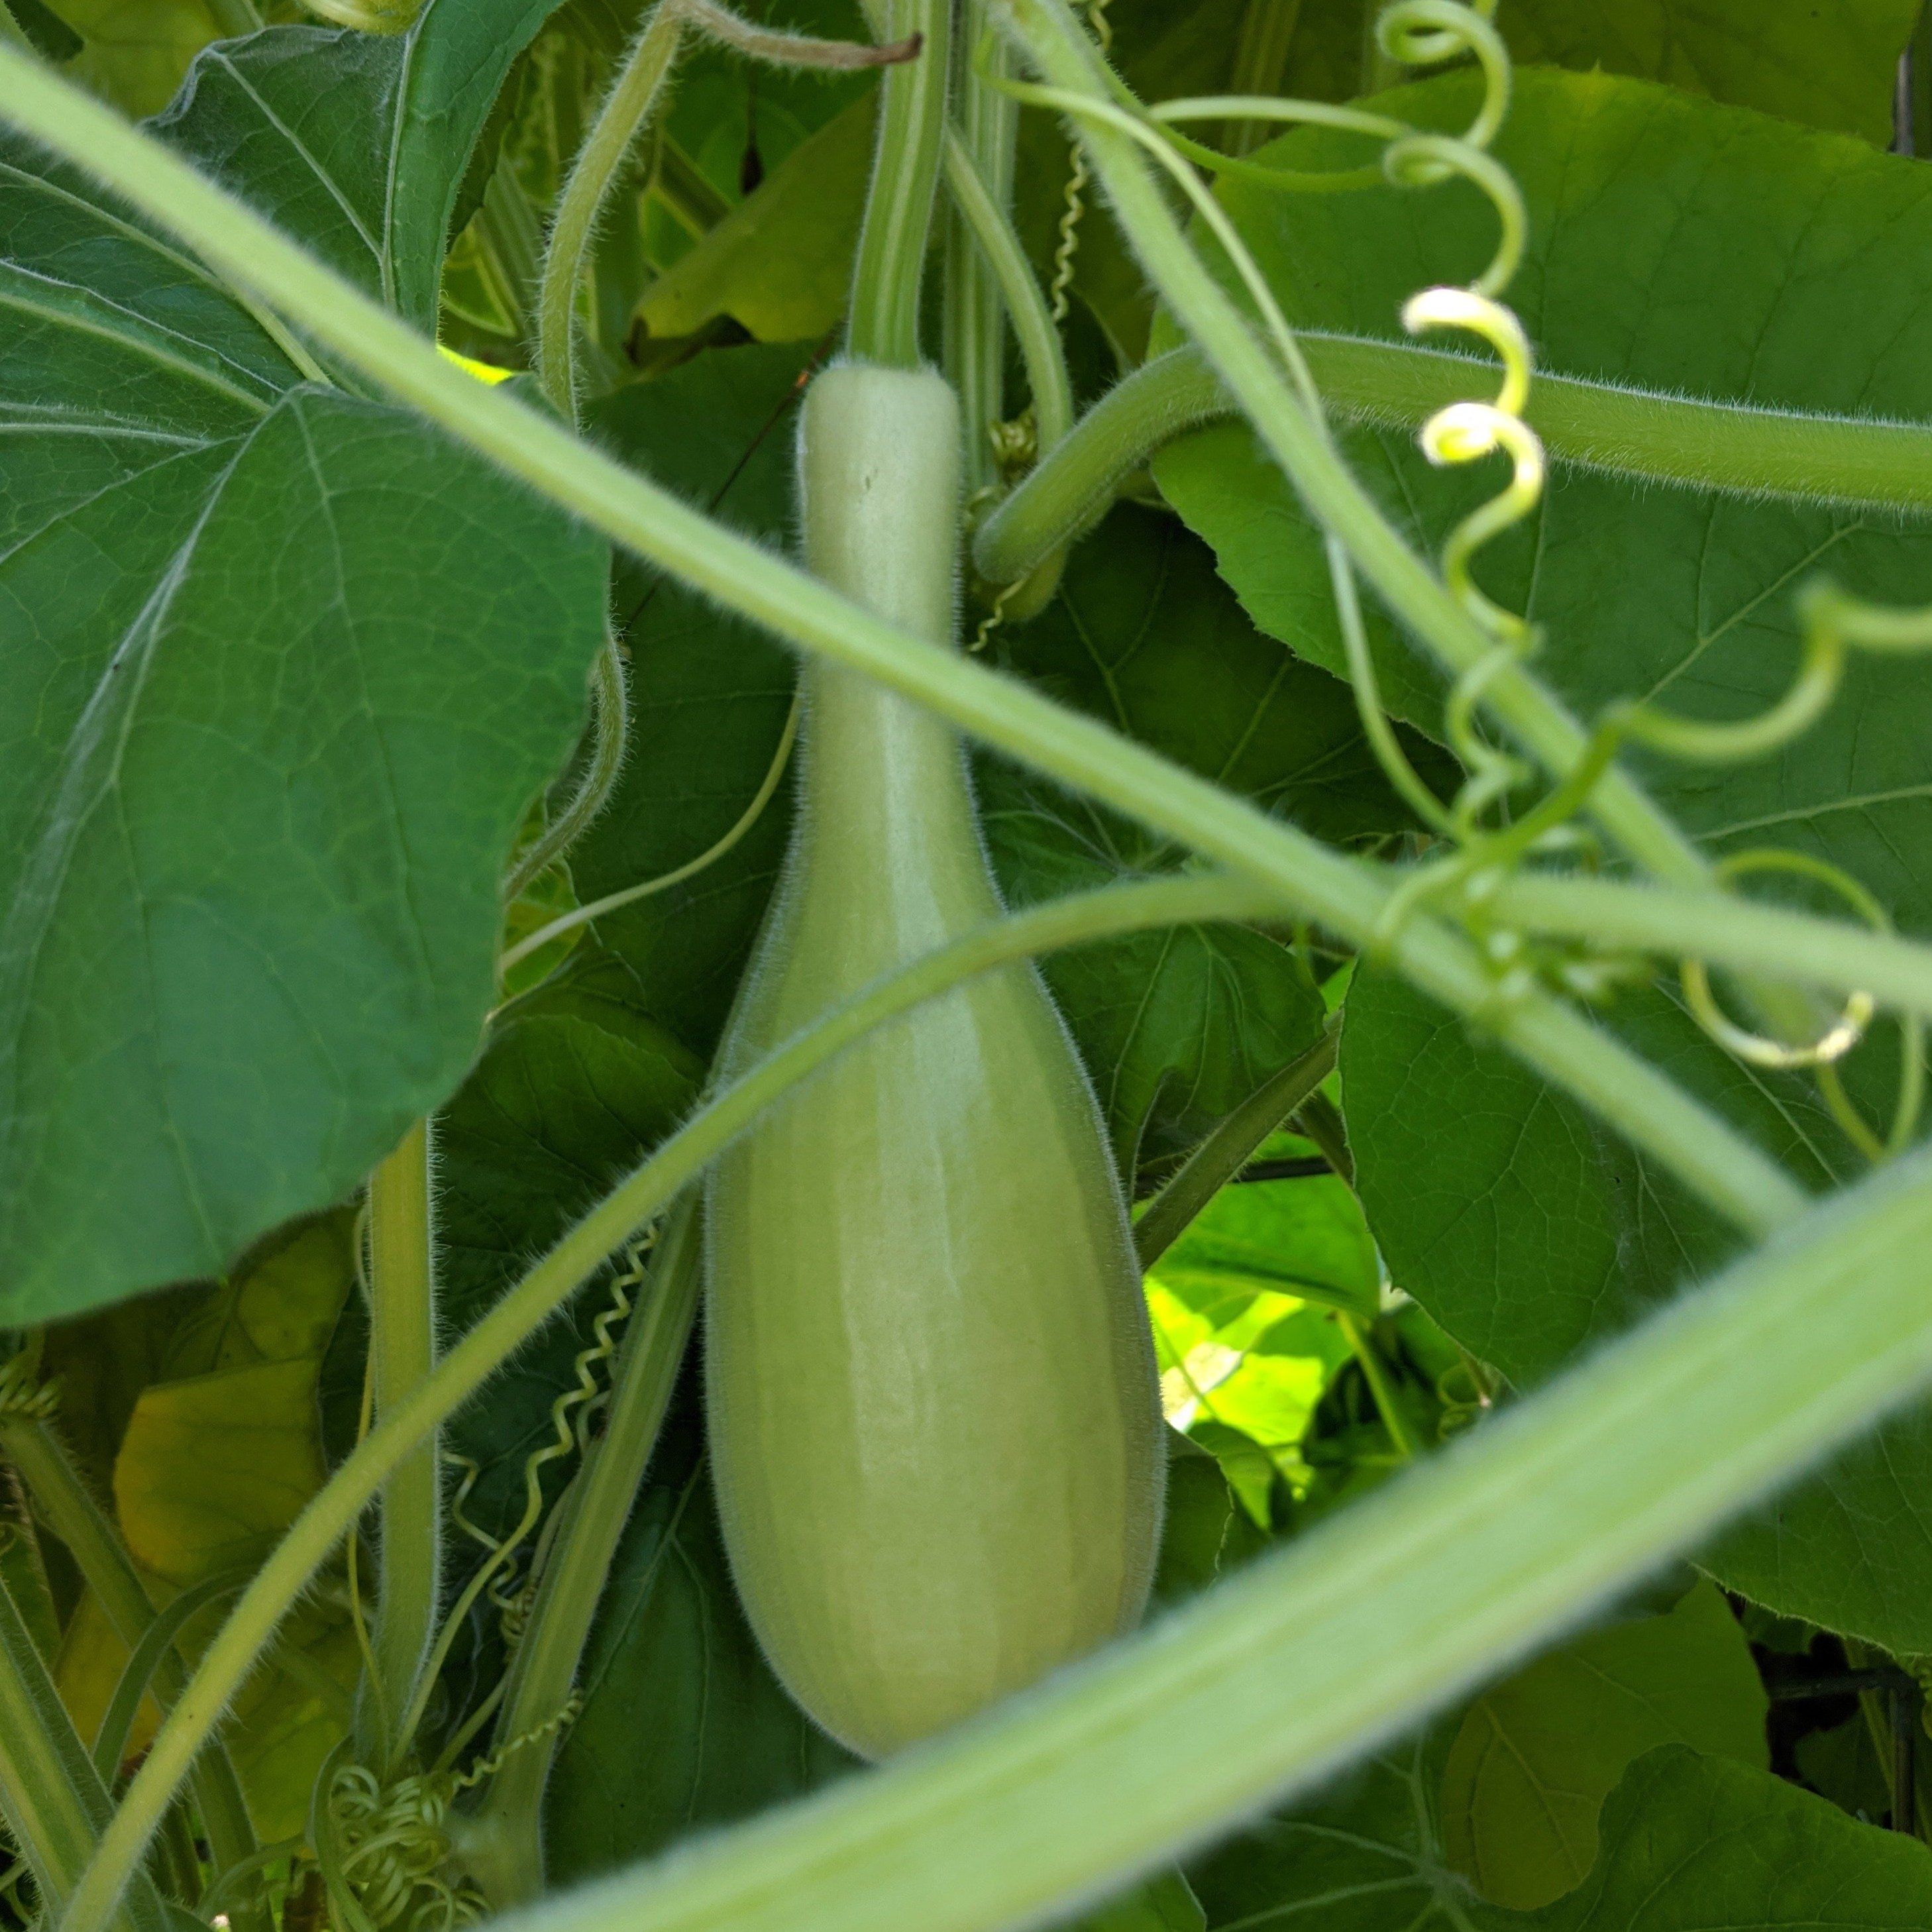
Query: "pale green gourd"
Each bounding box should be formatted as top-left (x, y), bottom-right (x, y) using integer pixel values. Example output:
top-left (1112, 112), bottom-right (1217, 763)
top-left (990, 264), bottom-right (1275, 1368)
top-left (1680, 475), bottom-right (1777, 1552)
top-left (703, 361), bottom-right (1165, 1760)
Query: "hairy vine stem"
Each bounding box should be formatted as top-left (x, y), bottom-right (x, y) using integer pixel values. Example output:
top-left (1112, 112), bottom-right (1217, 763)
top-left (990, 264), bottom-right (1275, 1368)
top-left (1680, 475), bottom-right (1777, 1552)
top-left (973, 339), bottom-right (1932, 590)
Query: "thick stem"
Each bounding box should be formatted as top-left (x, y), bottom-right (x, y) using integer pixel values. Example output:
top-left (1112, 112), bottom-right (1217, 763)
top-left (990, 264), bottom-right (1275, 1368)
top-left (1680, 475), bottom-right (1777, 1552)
top-left (365, 1118), bottom-right (441, 1768)
top-left (423, 1138), bottom-right (1932, 1932)
top-left (0, 1417), bottom-right (261, 1926)
top-left (974, 339), bottom-right (1932, 588)
top-left (847, 0), bottom-right (949, 365)
top-left (0, 52), bottom-right (1805, 1236)
top-left (1134, 1023), bottom-right (1339, 1269)
top-left (0, 1575), bottom-right (162, 1932)
top-left (539, 2), bottom-right (684, 413)
top-left (459, 1199), bottom-right (704, 1905)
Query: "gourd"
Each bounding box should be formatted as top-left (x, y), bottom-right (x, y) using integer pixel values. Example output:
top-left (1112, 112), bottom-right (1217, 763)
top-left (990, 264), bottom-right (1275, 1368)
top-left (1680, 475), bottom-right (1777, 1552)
top-left (703, 361), bottom-right (1165, 1760)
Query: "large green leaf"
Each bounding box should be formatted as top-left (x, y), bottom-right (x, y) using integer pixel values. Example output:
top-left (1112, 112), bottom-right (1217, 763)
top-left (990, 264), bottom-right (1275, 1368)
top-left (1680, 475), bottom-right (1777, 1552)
top-left (1154, 70), bottom-right (1932, 930)
top-left (1438, 1581), bottom-right (1768, 1909)
top-left (0, 133), bottom-right (607, 1320)
top-left (1497, 1), bottom-right (1919, 142)
top-left (1187, 1735), bottom-right (1476, 1932)
top-left (979, 501), bottom-right (1426, 1169)
top-left (568, 343), bottom-right (814, 1054)
top-left (1338, 967), bottom-right (1932, 1649)
top-left (1495, 1746), bottom-right (1932, 1929)
top-left (543, 1403), bottom-right (858, 1883)
top-left (152, 0), bottom-right (566, 328)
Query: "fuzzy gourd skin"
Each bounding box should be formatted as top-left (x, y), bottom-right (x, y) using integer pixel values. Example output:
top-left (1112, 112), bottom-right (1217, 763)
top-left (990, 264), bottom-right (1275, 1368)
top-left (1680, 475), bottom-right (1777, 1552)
top-left (703, 362), bottom-right (1165, 1760)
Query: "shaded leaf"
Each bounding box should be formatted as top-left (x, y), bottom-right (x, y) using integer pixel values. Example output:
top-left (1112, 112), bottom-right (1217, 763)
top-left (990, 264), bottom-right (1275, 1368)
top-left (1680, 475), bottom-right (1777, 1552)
top-left (0, 131), bottom-right (607, 1319)
top-left (542, 1402), bottom-right (857, 1882)
top-left (53, 0), bottom-right (225, 117)
top-left (1188, 1735), bottom-right (1476, 1932)
top-left (1440, 1581), bottom-right (1768, 1908)
top-left (1490, 1745), bottom-right (1932, 1929)
top-left (982, 502), bottom-right (1426, 1169)
top-left (1338, 967), bottom-right (1932, 1650)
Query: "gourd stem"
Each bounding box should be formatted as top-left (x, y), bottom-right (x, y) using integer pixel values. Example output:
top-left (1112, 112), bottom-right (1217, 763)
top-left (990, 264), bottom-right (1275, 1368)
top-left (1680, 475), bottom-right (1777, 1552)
top-left (943, 4), bottom-right (1019, 494)
top-left (974, 339), bottom-right (1932, 588)
top-left (1134, 1022), bottom-right (1339, 1269)
top-left (395, 1138), bottom-right (1932, 1932)
top-left (364, 1118), bottom-right (441, 1770)
top-left (0, 50), bottom-right (1808, 1237)
top-left (459, 1199), bottom-right (704, 1906)
top-left (847, 0), bottom-right (949, 365)
top-left (0, 1576), bottom-right (163, 1932)
top-left (0, 1416), bottom-right (262, 1931)
top-left (537, 1), bottom-right (685, 415)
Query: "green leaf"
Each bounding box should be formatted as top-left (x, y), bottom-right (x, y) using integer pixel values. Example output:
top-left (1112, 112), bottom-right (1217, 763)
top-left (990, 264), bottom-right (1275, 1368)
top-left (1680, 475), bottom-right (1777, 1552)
top-left (1260, 1), bottom-right (1917, 140)
top-left (981, 501), bottom-right (1423, 1169)
top-left (0, 133), bottom-right (606, 1320)
top-left (1490, 1745), bottom-right (1932, 1929)
top-left (1150, 1433), bottom-right (1270, 1609)
top-left (567, 343), bottom-right (814, 1053)
top-left (1187, 1735), bottom-right (1477, 1932)
top-left (1154, 70), bottom-right (1932, 928)
top-left (1495, 1), bottom-right (1919, 143)
top-left (153, 0), bottom-right (566, 329)
top-left (1439, 1581), bottom-right (1768, 1909)
top-left (543, 1405), bottom-right (858, 1882)
top-left (1338, 967), bottom-right (1932, 1650)
top-left (631, 94), bottom-right (874, 350)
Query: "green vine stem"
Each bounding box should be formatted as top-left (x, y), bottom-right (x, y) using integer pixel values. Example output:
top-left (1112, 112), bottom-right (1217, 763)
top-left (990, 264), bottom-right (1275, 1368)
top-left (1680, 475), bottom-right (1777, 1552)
top-left (0, 1575), bottom-right (165, 1932)
top-left (991, 0), bottom-right (1756, 919)
top-left (943, 126), bottom-right (1075, 617)
top-left (1480, 870), bottom-right (1932, 1018)
top-left (0, 1409), bottom-right (262, 1929)
top-left (849, 0), bottom-right (949, 364)
top-left (458, 1199), bottom-right (704, 1906)
top-left (364, 1118), bottom-right (442, 1770)
top-left (0, 46), bottom-right (1811, 1216)
top-left (973, 338), bottom-right (1932, 588)
top-left (944, 0), bottom-right (1018, 495)
top-left (503, 633), bottom-right (630, 904)
top-left (537, 0), bottom-right (685, 413)
top-left (1134, 1020), bottom-right (1339, 1268)
top-left (435, 1137), bottom-right (1932, 1932)
top-left (1224, 0), bottom-right (1299, 153)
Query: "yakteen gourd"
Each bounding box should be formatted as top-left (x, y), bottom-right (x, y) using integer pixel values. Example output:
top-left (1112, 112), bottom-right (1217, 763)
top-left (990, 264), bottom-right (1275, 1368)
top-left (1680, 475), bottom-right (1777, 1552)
top-left (703, 362), bottom-right (1165, 1758)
